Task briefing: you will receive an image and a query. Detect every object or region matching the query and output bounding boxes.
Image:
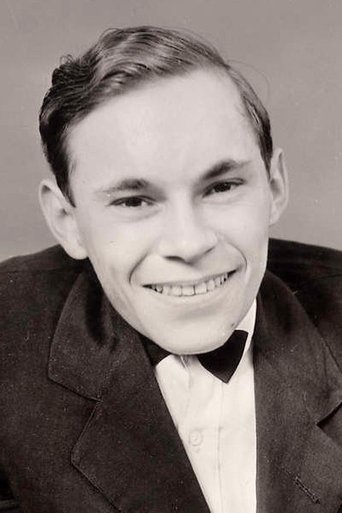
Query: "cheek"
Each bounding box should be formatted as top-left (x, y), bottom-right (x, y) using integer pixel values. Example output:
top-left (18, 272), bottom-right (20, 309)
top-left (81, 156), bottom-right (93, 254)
top-left (236, 203), bottom-right (270, 265)
top-left (210, 197), bottom-right (271, 243)
top-left (85, 225), bottom-right (158, 285)
top-left (211, 199), bottom-right (270, 283)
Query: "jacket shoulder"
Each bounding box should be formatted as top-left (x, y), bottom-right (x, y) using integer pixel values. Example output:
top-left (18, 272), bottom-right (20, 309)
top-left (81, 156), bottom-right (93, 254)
top-left (268, 238), bottom-right (342, 370)
top-left (0, 246), bottom-right (85, 348)
top-left (267, 238), bottom-right (342, 292)
top-left (0, 245), bottom-right (83, 274)
top-left (0, 245), bottom-right (84, 306)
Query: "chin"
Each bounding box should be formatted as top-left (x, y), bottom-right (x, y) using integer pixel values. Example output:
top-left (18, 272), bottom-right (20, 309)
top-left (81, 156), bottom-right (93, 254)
top-left (143, 317), bottom-right (237, 355)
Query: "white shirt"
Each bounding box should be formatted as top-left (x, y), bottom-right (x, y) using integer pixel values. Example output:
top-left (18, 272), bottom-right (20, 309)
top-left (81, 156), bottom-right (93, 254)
top-left (154, 302), bottom-right (257, 513)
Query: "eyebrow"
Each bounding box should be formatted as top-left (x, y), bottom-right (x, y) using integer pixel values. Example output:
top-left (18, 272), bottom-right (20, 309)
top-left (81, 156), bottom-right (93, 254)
top-left (96, 159), bottom-right (249, 197)
top-left (96, 178), bottom-right (150, 197)
top-left (201, 159), bottom-right (249, 181)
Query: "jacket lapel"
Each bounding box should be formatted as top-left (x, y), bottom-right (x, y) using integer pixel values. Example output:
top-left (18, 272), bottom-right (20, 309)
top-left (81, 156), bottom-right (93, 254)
top-left (48, 269), bottom-right (210, 513)
top-left (254, 272), bottom-right (342, 513)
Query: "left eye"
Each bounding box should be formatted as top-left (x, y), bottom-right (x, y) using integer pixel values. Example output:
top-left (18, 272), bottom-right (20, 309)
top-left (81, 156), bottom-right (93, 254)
top-left (205, 181), bottom-right (240, 196)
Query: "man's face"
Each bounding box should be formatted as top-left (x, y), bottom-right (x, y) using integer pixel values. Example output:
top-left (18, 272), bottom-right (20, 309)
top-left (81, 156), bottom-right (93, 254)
top-left (66, 69), bottom-right (285, 354)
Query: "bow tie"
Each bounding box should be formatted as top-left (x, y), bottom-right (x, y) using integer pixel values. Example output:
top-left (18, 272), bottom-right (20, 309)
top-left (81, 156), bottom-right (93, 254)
top-left (142, 330), bottom-right (248, 383)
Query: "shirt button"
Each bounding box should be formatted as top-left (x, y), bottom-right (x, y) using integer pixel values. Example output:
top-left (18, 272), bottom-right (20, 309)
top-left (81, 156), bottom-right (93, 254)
top-left (189, 430), bottom-right (202, 446)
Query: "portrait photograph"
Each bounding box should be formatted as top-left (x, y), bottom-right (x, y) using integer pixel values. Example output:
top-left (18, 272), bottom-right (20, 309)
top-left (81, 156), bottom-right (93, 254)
top-left (0, 1), bottom-right (341, 512)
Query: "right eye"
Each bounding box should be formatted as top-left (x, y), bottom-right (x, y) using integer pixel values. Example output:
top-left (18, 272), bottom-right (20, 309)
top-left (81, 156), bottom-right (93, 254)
top-left (111, 196), bottom-right (153, 208)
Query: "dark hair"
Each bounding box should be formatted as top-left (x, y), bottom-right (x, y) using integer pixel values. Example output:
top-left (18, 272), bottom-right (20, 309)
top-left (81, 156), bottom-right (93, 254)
top-left (39, 26), bottom-right (273, 204)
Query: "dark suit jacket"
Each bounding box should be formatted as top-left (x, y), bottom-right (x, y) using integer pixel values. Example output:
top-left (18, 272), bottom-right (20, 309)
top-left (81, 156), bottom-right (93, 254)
top-left (1, 239), bottom-right (342, 513)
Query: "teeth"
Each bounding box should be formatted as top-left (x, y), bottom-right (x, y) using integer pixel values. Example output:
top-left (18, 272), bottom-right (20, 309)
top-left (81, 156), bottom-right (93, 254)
top-left (148, 272), bottom-right (231, 297)
top-left (182, 285), bottom-right (195, 296)
top-left (207, 279), bottom-right (215, 291)
top-left (194, 282), bottom-right (207, 295)
top-left (172, 286), bottom-right (182, 296)
top-left (162, 285), bottom-right (171, 295)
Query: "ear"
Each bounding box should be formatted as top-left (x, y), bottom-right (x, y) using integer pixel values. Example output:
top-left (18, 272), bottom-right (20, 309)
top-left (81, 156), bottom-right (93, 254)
top-left (39, 178), bottom-right (87, 260)
top-left (268, 148), bottom-right (289, 226)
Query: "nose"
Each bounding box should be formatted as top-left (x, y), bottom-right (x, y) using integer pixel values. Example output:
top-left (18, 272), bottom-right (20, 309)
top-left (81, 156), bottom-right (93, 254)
top-left (156, 200), bottom-right (218, 263)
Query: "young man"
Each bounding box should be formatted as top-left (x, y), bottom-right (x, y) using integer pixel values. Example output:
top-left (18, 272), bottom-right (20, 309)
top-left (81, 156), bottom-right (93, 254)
top-left (1, 26), bottom-right (342, 513)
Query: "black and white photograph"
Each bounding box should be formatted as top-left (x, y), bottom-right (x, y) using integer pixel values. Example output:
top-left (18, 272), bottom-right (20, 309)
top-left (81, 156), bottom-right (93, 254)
top-left (1, 1), bottom-right (342, 512)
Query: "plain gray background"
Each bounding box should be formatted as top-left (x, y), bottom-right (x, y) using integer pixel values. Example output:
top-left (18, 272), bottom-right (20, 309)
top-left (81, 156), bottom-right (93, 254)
top-left (1, 0), bottom-right (341, 262)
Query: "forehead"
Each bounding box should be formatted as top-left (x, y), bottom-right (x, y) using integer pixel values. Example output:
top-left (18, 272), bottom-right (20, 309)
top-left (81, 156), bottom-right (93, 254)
top-left (68, 69), bottom-right (260, 188)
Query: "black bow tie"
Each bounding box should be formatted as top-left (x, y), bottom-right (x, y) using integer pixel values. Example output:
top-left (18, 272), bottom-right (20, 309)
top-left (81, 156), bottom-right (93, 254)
top-left (141, 330), bottom-right (248, 383)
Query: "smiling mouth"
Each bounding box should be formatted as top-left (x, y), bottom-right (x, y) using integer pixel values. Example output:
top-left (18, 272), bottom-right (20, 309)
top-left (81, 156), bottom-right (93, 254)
top-left (145, 271), bottom-right (234, 297)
